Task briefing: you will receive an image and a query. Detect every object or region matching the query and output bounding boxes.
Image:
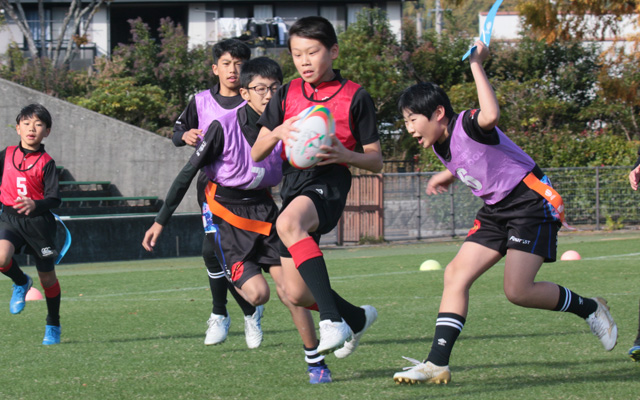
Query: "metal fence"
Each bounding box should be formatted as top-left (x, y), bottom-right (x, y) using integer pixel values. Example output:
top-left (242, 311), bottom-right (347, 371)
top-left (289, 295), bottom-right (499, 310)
top-left (381, 166), bottom-right (636, 242)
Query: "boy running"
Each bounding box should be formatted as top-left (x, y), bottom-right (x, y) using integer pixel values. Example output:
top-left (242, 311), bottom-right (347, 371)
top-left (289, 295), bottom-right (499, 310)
top-left (172, 39), bottom-right (262, 348)
top-left (627, 158), bottom-right (640, 362)
top-left (0, 103), bottom-right (62, 345)
top-left (144, 57), bottom-right (332, 383)
top-left (392, 41), bottom-right (617, 385)
top-left (252, 16), bottom-right (382, 357)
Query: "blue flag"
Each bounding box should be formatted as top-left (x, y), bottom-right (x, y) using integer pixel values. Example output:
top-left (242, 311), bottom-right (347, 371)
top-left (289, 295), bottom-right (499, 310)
top-left (462, 0), bottom-right (504, 60)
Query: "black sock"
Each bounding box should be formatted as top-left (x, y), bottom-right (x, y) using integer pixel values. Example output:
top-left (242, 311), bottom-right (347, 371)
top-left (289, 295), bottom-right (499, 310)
top-left (44, 281), bottom-right (61, 327)
top-left (226, 280), bottom-right (255, 316)
top-left (332, 290), bottom-right (365, 333)
top-left (203, 234), bottom-right (255, 316)
top-left (297, 257), bottom-right (341, 322)
top-left (426, 313), bottom-right (465, 367)
top-left (304, 343), bottom-right (327, 367)
top-left (554, 286), bottom-right (597, 319)
top-left (203, 237), bottom-right (228, 316)
top-left (1, 259), bottom-right (28, 286)
top-left (45, 294), bottom-right (61, 326)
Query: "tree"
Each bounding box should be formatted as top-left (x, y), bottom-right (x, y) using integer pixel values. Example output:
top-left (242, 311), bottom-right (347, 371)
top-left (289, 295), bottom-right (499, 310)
top-left (584, 46), bottom-right (640, 141)
top-left (0, 0), bottom-right (106, 66)
top-left (70, 17), bottom-right (213, 134)
top-left (518, 0), bottom-right (638, 43)
top-left (333, 8), bottom-right (413, 159)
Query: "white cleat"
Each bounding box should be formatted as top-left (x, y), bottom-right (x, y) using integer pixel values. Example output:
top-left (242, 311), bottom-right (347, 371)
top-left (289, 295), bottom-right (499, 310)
top-left (244, 305), bottom-right (264, 349)
top-left (586, 297), bottom-right (618, 351)
top-left (204, 313), bottom-right (230, 346)
top-left (334, 305), bottom-right (378, 359)
top-left (393, 357), bottom-right (451, 385)
top-left (317, 319), bottom-right (352, 355)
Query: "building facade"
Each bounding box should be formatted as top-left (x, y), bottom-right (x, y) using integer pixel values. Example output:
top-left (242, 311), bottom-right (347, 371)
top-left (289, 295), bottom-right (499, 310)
top-left (0, 0), bottom-right (403, 68)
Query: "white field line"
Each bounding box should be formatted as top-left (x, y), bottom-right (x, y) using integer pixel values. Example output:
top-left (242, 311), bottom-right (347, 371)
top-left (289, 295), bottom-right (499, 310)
top-left (63, 251), bottom-right (640, 301)
top-left (65, 286), bottom-right (209, 301)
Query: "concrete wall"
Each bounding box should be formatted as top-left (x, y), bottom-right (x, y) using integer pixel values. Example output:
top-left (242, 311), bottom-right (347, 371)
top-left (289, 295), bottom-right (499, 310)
top-left (0, 77), bottom-right (199, 214)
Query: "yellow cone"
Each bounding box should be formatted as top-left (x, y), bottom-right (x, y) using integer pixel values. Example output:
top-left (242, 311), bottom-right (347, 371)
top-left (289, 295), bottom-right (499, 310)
top-left (420, 259), bottom-right (442, 271)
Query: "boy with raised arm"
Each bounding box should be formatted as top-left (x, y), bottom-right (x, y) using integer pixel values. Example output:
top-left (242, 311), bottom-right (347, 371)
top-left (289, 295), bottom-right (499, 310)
top-left (393, 41), bottom-right (617, 385)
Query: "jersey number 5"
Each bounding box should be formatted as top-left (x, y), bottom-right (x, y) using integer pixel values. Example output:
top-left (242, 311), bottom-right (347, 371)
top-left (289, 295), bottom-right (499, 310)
top-left (16, 177), bottom-right (27, 196)
top-left (455, 168), bottom-right (482, 191)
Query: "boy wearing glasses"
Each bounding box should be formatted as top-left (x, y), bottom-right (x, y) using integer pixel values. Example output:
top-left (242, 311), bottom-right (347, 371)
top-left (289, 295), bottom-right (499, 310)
top-left (172, 39), bottom-right (262, 348)
top-left (143, 57), bottom-right (332, 383)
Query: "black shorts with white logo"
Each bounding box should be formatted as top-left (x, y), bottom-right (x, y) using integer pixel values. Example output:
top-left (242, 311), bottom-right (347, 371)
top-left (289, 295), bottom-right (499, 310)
top-left (0, 207), bottom-right (58, 270)
top-left (465, 180), bottom-right (561, 262)
top-left (205, 190), bottom-right (281, 289)
top-left (278, 164), bottom-right (351, 257)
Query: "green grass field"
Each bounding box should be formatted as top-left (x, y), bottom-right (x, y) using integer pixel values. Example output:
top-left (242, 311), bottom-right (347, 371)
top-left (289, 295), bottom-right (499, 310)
top-left (1, 231), bottom-right (639, 400)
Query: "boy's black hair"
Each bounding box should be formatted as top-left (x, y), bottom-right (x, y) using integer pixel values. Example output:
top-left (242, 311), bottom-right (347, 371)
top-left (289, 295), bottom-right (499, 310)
top-left (287, 16), bottom-right (338, 51)
top-left (397, 82), bottom-right (455, 120)
top-left (212, 39), bottom-right (251, 63)
top-left (240, 57), bottom-right (283, 88)
top-left (16, 103), bottom-right (52, 129)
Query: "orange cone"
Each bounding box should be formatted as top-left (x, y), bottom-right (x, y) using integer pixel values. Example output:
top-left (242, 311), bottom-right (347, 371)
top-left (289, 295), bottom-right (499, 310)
top-left (26, 287), bottom-right (43, 301)
top-left (560, 250), bottom-right (581, 261)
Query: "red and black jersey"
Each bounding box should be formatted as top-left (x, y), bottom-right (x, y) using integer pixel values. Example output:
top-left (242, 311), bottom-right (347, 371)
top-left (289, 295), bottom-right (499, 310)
top-left (282, 77), bottom-right (361, 152)
top-left (0, 144), bottom-right (60, 215)
top-left (258, 70), bottom-right (380, 173)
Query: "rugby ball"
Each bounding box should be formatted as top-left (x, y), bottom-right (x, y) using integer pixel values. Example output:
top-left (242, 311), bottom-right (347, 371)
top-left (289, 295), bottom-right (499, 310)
top-left (286, 106), bottom-right (334, 169)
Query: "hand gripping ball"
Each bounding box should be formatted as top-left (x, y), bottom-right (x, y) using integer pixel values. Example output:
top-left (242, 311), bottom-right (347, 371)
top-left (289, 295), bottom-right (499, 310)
top-left (286, 106), bottom-right (334, 169)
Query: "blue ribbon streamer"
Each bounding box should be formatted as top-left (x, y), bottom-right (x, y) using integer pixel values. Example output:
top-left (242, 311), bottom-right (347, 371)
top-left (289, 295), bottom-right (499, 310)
top-left (53, 213), bottom-right (72, 264)
top-left (462, 0), bottom-right (504, 60)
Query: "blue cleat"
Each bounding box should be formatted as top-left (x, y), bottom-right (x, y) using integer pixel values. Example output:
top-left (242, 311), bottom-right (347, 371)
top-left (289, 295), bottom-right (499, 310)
top-left (10, 275), bottom-right (32, 314)
top-left (308, 365), bottom-right (332, 384)
top-left (42, 325), bottom-right (61, 345)
top-left (629, 345), bottom-right (640, 362)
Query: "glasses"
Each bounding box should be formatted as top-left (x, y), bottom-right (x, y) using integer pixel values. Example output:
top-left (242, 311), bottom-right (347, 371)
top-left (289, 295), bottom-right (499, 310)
top-left (247, 84), bottom-right (280, 96)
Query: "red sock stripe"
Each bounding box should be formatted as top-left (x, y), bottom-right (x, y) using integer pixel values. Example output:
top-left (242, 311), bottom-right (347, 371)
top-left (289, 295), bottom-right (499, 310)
top-left (305, 303), bottom-right (320, 312)
top-left (289, 237), bottom-right (323, 268)
top-left (43, 281), bottom-right (60, 298)
top-left (0, 259), bottom-right (13, 273)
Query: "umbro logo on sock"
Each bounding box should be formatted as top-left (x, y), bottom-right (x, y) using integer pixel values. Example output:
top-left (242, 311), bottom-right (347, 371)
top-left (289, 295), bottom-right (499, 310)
top-left (438, 338), bottom-right (447, 346)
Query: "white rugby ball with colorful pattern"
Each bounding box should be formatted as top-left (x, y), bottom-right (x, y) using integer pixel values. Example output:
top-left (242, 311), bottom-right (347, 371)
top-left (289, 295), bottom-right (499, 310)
top-left (286, 106), bottom-right (334, 169)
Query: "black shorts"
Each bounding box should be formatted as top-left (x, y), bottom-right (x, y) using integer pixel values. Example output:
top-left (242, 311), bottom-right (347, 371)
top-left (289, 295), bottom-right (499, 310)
top-left (206, 190), bottom-right (280, 289)
top-left (0, 209), bottom-right (58, 271)
top-left (465, 180), bottom-right (561, 262)
top-left (279, 164), bottom-right (351, 257)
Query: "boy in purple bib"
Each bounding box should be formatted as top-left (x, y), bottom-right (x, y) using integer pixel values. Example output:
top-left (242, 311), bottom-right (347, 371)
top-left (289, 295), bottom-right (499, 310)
top-left (393, 41), bottom-right (618, 385)
top-left (172, 39), bottom-right (259, 348)
top-left (144, 57), bottom-right (331, 383)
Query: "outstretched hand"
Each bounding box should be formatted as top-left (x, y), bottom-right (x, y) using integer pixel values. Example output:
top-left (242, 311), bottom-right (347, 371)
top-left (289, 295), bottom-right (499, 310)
top-left (629, 165), bottom-right (640, 191)
top-left (426, 170), bottom-right (455, 195)
top-left (142, 222), bottom-right (164, 252)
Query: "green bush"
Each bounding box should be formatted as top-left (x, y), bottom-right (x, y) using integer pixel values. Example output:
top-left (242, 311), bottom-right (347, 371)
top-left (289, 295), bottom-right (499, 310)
top-left (69, 77), bottom-right (166, 132)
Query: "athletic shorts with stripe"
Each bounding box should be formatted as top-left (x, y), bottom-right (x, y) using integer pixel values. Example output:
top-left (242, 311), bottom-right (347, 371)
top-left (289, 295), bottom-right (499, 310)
top-left (465, 179), bottom-right (561, 262)
top-left (206, 192), bottom-right (281, 288)
top-left (278, 164), bottom-right (352, 257)
top-left (0, 208), bottom-right (58, 271)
